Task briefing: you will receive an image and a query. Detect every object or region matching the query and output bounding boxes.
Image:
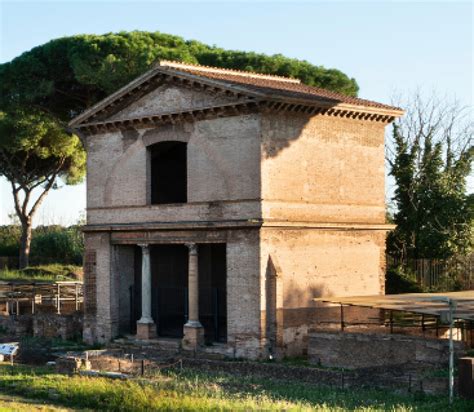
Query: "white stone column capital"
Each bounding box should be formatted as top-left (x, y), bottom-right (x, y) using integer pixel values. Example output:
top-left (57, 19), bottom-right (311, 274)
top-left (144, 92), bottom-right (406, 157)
top-left (138, 244), bottom-right (150, 254)
top-left (186, 243), bottom-right (198, 255)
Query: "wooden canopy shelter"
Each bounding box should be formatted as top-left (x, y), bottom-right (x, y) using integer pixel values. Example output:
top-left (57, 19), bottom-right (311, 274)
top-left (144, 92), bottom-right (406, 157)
top-left (314, 291), bottom-right (474, 321)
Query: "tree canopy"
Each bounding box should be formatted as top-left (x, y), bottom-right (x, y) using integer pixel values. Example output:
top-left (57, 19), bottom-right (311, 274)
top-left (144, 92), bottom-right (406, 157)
top-left (0, 108), bottom-right (85, 267)
top-left (0, 30), bottom-right (358, 267)
top-left (0, 31), bottom-right (359, 119)
top-left (387, 94), bottom-right (473, 260)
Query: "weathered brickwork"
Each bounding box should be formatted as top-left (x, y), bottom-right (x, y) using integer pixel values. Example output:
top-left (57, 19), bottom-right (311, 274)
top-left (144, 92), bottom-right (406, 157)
top-left (83, 250), bottom-right (97, 315)
top-left (260, 112), bottom-right (386, 223)
top-left (308, 330), bottom-right (465, 369)
top-left (76, 69), bottom-right (398, 359)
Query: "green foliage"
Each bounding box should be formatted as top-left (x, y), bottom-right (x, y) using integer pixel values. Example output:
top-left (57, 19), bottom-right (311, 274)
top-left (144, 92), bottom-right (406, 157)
top-left (0, 364), bottom-right (472, 411)
top-left (387, 96), bottom-right (473, 260)
top-left (30, 225), bottom-right (83, 265)
top-left (0, 264), bottom-right (82, 282)
top-left (0, 225), bottom-right (83, 265)
top-left (0, 225), bottom-right (21, 256)
top-left (0, 31), bottom-right (358, 119)
top-left (385, 267), bottom-right (424, 294)
top-left (0, 107), bottom-right (85, 268)
top-left (0, 108), bottom-right (85, 187)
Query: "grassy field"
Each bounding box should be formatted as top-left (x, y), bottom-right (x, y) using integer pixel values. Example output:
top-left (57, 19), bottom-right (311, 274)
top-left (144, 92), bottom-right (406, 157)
top-left (0, 264), bottom-right (82, 283)
top-left (0, 364), bottom-right (472, 411)
top-left (0, 394), bottom-right (71, 411)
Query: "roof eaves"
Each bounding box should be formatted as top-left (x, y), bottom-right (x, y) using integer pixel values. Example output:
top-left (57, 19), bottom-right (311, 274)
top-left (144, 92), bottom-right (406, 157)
top-left (156, 67), bottom-right (266, 99)
top-left (69, 64), bottom-right (404, 128)
top-left (68, 66), bottom-right (160, 127)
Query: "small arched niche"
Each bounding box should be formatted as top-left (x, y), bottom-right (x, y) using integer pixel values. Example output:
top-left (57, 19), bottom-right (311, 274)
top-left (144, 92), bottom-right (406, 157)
top-left (148, 141), bottom-right (187, 204)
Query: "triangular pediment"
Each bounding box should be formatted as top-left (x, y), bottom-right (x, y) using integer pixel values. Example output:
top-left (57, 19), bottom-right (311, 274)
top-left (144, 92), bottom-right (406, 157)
top-left (69, 65), bottom-right (260, 128)
top-left (69, 61), bottom-right (403, 131)
top-left (107, 82), bottom-right (241, 122)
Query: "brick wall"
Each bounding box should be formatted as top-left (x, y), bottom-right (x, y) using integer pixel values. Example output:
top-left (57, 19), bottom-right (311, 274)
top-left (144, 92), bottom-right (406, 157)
top-left (261, 112), bottom-right (386, 224)
top-left (308, 330), bottom-right (465, 369)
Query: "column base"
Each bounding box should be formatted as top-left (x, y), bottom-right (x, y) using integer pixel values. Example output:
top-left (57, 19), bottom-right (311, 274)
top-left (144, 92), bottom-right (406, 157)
top-left (136, 322), bottom-right (157, 340)
top-left (182, 322), bottom-right (205, 350)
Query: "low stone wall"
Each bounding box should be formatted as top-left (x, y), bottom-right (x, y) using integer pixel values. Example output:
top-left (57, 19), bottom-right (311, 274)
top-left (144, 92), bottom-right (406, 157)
top-left (66, 350), bottom-right (452, 395)
top-left (308, 330), bottom-right (464, 369)
top-left (0, 313), bottom-right (82, 341)
top-left (33, 313), bottom-right (83, 340)
top-left (0, 314), bottom-right (33, 336)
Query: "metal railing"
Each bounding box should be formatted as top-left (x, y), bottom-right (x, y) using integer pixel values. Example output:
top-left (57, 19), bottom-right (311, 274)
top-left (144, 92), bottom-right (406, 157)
top-left (0, 281), bottom-right (83, 315)
top-left (387, 255), bottom-right (473, 290)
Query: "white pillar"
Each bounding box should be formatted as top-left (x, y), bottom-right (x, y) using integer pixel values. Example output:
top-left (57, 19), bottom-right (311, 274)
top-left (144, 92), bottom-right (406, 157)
top-left (183, 243), bottom-right (204, 349)
top-left (136, 244), bottom-right (156, 339)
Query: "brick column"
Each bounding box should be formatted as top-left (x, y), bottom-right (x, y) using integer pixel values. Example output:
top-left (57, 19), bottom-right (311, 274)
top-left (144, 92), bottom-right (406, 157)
top-left (136, 244), bottom-right (156, 339)
top-left (182, 243), bottom-right (204, 349)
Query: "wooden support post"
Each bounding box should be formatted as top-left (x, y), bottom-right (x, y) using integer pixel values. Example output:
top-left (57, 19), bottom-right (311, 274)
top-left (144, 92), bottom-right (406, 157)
top-left (56, 284), bottom-right (61, 314)
top-left (340, 304), bottom-right (345, 331)
top-left (31, 287), bottom-right (35, 315)
top-left (75, 283), bottom-right (79, 311)
top-left (390, 311), bottom-right (394, 334)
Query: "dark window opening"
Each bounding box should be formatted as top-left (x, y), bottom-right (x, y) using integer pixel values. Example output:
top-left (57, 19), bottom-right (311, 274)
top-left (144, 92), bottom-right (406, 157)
top-left (150, 141), bottom-right (187, 204)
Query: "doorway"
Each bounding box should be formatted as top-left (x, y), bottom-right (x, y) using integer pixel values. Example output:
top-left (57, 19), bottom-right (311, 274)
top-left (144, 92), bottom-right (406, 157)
top-left (131, 243), bottom-right (227, 342)
top-left (151, 244), bottom-right (189, 338)
top-left (198, 244), bottom-right (227, 343)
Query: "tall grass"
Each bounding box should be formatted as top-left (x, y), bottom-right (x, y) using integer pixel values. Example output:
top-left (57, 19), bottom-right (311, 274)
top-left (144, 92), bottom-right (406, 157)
top-left (0, 365), bottom-right (472, 411)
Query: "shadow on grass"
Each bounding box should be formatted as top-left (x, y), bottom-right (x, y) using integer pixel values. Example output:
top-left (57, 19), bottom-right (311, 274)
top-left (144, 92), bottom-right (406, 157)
top-left (0, 364), bottom-right (472, 411)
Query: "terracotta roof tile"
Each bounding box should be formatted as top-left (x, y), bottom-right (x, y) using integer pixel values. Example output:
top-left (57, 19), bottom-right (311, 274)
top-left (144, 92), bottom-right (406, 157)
top-left (158, 61), bottom-right (402, 112)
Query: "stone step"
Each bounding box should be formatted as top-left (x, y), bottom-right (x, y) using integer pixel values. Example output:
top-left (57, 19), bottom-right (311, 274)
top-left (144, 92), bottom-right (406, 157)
top-left (111, 336), bottom-right (181, 352)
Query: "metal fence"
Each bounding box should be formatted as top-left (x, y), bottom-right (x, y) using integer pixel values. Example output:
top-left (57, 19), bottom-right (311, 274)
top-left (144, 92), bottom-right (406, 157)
top-left (387, 255), bottom-right (473, 290)
top-left (0, 281), bottom-right (83, 315)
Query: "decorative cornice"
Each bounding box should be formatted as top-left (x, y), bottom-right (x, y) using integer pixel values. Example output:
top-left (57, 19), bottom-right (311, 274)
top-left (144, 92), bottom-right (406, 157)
top-left (69, 64), bottom-right (403, 132)
top-left (75, 99), bottom-right (398, 135)
top-left (76, 100), bottom-right (262, 135)
top-left (83, 219), bottom-right (395, 233)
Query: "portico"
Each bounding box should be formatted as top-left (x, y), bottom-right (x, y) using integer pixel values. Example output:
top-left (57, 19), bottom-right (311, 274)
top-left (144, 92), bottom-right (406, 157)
top-left (115, 238), bottom-right (226, 349)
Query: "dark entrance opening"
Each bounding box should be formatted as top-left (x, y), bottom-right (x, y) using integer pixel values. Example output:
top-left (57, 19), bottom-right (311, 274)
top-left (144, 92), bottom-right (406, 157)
top-left (151, 245), bottom-right (188, 338)
top-left (131, 243), bottom-right (227, 342)
top-left (199, 244), bottom-right (227, 343)
top-left (149, 141), bottom-right (187, 204)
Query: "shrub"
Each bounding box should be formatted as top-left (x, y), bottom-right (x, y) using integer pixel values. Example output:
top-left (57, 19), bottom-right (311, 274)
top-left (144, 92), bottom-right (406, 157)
top-left (0, 224), bottom-right (84, 265)
top-left (30, 225), bottom-right (83, 265)
top-left (385, 267), bottom-right (424, 294)
top-left (0, 225), bottom-right (21, 256)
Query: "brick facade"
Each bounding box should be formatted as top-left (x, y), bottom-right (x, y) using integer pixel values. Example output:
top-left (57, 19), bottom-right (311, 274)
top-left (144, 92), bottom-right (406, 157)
top-left (72, 63), bottom-right (400, 359)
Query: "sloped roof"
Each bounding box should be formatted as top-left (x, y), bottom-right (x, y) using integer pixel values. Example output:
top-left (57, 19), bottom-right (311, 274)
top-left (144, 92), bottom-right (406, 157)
top-left (70, 60), bottom-right (403, 129)
top-left (314, 291), bottom-right (474, 321)
top-left (161, 61), bottom-right (399, 111)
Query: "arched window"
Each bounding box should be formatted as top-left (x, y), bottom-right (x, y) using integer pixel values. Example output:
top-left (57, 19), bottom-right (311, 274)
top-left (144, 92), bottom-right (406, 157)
top-left (149, 141), bottom-right (187, 204)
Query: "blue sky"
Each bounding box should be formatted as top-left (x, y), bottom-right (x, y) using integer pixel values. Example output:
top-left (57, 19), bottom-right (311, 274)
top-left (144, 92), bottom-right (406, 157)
top-left (0, 0), bottom-right (472, 225)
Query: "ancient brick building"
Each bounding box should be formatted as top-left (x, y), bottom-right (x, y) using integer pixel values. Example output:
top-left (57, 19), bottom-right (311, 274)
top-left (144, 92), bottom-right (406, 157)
top-left (70, 61), bottom-right (403, 358)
